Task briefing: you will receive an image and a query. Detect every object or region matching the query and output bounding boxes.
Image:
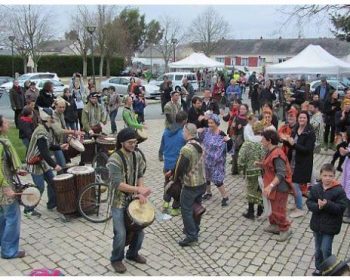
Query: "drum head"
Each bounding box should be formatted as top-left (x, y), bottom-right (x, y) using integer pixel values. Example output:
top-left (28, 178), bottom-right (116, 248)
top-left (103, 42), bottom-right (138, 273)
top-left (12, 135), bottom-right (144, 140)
top-left (83, 139), bottom-right (95, 144)
top-left (128, 200), bottom-right (155, 226)
top-left (54, 173), bottom-right (74, 181)
top-left (67, 166), bottom-right (95, 175)
top-left (69, 138), bottom-right (85, 152)
top-left (137, 129), bottom-right (148, 140)
top-left (97, 136), bottom-right (116, 144)
top-left (21, 187), bottom-right (41, 207)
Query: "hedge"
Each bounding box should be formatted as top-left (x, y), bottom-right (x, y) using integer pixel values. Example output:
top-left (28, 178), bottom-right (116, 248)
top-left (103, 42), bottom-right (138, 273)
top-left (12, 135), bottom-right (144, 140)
top-left (0, 55), bottom-right (124, 77)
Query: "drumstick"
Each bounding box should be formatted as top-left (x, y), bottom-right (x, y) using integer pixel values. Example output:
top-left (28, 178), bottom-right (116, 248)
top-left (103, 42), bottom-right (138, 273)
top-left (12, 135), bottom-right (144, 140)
top-left (13, 193), bottom-right (34, 196)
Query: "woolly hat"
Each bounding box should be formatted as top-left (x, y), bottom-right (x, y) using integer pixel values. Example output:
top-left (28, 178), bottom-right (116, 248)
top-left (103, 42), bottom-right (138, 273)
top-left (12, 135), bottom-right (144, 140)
top-left (116, 128), bottom-right (137, 149)
top-left (208, 113), bottom-right (220, 126)
top-left (39, 107), bottom-right (53, 122)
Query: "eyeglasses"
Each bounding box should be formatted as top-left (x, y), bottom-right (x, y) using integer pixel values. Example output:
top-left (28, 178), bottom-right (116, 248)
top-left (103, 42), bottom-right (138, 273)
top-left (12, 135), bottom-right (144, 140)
top-left (125, 140), bottom-right (138, 145)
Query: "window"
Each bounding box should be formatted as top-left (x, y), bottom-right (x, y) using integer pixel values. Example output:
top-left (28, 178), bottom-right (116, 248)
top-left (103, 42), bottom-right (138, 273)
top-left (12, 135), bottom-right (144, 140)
top-left (278, 58), bottom-right (287, 63)
top-left (215, 57), bottom-right (225, 63)
top-left (259, 57), bottom-right (266, 65)
top-left (39, 74), bottom-right (54, 79)
top-left (241, 58), bottom-right (249, 66)
top-left (175, 75), bottom-right (183, 81)
top-left (109, 78), bottom-right (120, 84)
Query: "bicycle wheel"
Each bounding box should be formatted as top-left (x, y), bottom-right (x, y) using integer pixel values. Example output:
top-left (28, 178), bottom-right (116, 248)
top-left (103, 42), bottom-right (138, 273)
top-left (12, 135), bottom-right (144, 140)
top-left (78, 182), bottom-right (112, 223)
top-left (92, 152), bottom-right (110, 184)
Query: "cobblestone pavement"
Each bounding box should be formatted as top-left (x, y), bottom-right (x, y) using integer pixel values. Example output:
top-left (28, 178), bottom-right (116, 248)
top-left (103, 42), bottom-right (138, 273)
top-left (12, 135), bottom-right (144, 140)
top-left (0, 118), bottom-right (349, 276)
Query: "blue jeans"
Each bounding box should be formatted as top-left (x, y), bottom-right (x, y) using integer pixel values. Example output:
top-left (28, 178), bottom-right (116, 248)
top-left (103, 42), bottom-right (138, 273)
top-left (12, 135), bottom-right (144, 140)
top-left (180, 184), bottom-right (206, 240)
top-left (0, 201), bottom-right (21, 258)
top-left (313, 232), bottom-right (334, 270)
top-left (66, 122), bottom-right (77, 130)
top-left (110, 207), bottom-right (144, 263)
top-left (54, 150), bottom-right (66, 168)
top-left (31, 170), bottom-right (56, 210)
top-left (293, 183), bottom-right (303, 210)
top-left (109, 110), bottom-right (118, 134)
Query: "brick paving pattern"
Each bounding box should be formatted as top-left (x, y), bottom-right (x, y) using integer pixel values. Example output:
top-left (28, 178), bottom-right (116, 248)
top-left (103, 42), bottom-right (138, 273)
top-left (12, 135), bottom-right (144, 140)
top-left (0, 118), bottom-right (349, 276)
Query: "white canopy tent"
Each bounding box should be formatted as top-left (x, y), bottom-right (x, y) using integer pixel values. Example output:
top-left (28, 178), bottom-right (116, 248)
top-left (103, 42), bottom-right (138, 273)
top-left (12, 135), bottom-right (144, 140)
top-left (169, 52), bottom-right (224, 69)
top-left (266, 45), bottom-right (350, 76)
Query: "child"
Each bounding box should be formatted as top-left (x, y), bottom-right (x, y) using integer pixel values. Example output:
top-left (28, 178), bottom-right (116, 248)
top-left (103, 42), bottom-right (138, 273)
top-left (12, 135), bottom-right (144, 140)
top-left (331, 131), bottom-right (348, 172)
top-left (132, 93), bottom-right (146, 124)
top-left (18, 106), bottom-right (35, 148)
top-left (306, 163), bottom-right (347, 276)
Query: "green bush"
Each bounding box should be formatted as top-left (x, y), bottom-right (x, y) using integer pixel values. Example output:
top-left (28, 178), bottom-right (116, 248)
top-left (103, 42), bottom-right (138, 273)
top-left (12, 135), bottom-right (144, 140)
top-left (0, 55), bottom-right (124, 77)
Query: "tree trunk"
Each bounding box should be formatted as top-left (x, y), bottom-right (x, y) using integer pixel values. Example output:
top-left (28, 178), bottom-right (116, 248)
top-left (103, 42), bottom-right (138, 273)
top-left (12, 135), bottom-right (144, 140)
top-left (23, 58), bottom-right (27, 74)
top-left (106, 57), bottom-right (111, 78)
top-left (99, 55), bottom-right (104, 84)
top-left (83, 55), bottom-right (88, 79)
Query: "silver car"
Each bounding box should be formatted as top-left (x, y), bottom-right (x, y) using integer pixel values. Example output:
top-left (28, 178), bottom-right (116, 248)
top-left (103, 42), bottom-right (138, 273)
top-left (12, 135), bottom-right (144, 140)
top-left (101, 76), bottom-right (160, 99)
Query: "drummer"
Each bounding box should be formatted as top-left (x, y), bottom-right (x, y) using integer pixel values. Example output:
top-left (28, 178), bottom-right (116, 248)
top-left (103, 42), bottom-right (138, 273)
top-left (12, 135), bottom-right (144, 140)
top-left (51, 98), bottom-right (84, 167)
top-left (0, 115), bottom-right (27, 259)
top-left (107, 128), bottom-right (151, 274)
top-left (81, 92), bottom-right (107, 137)
top-left (122, 96), bottom-right (146, 130)
top-left (26, 108), bottom-right (65, 217)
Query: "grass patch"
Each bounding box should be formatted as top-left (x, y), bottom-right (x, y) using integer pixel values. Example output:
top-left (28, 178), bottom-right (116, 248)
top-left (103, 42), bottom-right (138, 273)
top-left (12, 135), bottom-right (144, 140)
top-left (8, 127), bottom-right (26, 163)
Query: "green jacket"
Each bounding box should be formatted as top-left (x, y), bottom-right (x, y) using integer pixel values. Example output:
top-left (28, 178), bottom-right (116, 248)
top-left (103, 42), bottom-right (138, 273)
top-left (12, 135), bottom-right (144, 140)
top-left (0, 136), bottom-right (22, 205)
top-left (122, 107), bottom-right (143, 129)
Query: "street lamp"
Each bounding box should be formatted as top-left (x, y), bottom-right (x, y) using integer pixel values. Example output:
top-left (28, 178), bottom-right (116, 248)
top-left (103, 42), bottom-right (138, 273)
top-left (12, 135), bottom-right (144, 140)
top-left (86, 26), bottom-right (96, 85)
top-left (171, 38), bottom-right (178, 62)
top-left (150, 43), bottom-right (155, 75)
top-left (8, 36), bottom-right (15, 78)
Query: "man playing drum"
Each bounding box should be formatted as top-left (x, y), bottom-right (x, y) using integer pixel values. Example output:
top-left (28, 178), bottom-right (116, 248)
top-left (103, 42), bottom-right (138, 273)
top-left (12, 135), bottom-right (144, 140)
top-left (26, 108), bottom-right (65, 217)
top-left (0, 116), bottom-right (27, 259)
top-left (81, 92), bottom-right (107, 136)
top-left (107, 128), bottom-right (151, 274)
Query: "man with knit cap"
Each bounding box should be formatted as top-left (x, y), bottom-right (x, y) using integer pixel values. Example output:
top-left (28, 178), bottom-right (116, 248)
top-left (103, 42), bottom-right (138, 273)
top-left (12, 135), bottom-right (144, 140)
top-left (107, 127), bottom-right (151, 274)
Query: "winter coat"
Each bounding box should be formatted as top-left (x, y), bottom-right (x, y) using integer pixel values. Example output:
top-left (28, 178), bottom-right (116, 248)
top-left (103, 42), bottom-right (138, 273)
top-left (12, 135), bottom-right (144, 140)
top-left (306, 182), bottom-right (347, 235)
top-left (323, 99), bottom-right (341, 126)
top-left (62, 95), bottom-right (78, 123)
top-left (36, 89), bottom-right (55, 109)
top-left (9, 86), bottom-right (25, 110)
top-left (18, 116), bottom-right (35, 139)
top-left (288, 124), bottom-right (316, 184)
top-left (259, 87), bottom-right (276, 105)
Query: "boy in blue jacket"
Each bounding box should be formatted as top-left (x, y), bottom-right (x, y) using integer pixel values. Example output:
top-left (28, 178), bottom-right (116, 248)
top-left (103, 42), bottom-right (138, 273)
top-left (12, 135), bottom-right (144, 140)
top-left (306, 163), bottom-right (347, 276)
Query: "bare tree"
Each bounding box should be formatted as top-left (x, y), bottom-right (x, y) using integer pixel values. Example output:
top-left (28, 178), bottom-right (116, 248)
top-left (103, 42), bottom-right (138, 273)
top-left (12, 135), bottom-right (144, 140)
top-left (154, 16), bottom-right (183, 72)
top-left (188, 7), bottom-right (230, 56)
top-left (277, 5), bottom-right (350, 35)
top-left (105, 17), bottom-right (132, 77)
top-left (94, 5), bottom-right (117, 83)
top-left (8, 5), bottom-right (53, 72)
top-left (66, 6), bottom-right (93, 79)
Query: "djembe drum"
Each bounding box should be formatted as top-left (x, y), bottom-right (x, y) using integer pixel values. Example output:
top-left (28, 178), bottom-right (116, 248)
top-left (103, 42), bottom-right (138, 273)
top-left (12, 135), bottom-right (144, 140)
top-left (125, 199), bottom-right (155, 246)
top-left (80, 139), bottom-right (95, 164)
top-left (67, 166), bottom-right (95, 212)
top-left (53, 173), bottom-right (77, 214)
top-left (96, 136), bottom-right (116, 154)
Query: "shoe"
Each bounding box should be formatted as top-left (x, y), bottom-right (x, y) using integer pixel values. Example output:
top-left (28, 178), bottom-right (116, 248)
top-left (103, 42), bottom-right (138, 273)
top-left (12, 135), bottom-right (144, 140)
top-left (264, 224), bottom-right (280, 234)
top-left (24, 210), bottom-right (41, 218)
top-left (158, 154), bottom-right (163, 162)
top-left (221, 197), bottom-right (229, 207)
top-left (277, 229), bottom-right (292, 242)
top-left (162, 201), bottom-right (170, 211)
top-left (16, 250), bottom-right (25, 258)
top-left (337, 166), bottom-right (343, 172)
top-left (312, 270), bottom-right (321, 276)
top-left (111, 261), bottom-right (127, 274)
top-left (289, 208), bottom-right (306, 218)
top-left (242, 212), bottom-right (254, 220)
top-left (170, 208), bottom-right (181, 216)
top-left (202, 193), bottom-right (212, 200)
top-left (126, 254), bottom-right (147, 264)
top-left (178, 237), bottom-right (198, 247)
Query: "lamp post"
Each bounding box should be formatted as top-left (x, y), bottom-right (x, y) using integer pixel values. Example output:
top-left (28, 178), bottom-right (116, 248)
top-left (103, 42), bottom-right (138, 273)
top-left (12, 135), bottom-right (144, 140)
top-left (8, 36), bottom-right (15, 78)
top-left (171, 38), bottom-right (178, 62)
top-left (86, 26), bottom-right (96, 85)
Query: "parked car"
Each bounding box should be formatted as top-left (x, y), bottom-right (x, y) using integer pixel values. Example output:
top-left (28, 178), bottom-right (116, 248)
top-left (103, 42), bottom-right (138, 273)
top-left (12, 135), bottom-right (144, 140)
top-left (36, 79), bottom-right (67, 97)
top-left (0, 72), bottom-right (59, 93)
top-left (149, 72), bottom-right (199, 92)
top-left (310, 79), bottom-right (348, 98)
top-left (101, 76), bottom-right (160, 99)
top-left (0, 76), bottom-right (14, 85)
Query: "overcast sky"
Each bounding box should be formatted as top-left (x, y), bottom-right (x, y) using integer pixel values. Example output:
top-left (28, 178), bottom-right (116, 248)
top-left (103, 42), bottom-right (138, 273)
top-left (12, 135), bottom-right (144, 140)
top-left (39, 5), bottom-right (333, 40)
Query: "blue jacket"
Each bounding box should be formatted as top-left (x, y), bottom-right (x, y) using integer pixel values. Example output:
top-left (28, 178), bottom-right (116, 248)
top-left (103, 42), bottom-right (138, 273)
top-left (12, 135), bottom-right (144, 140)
top-left (162, 126), bottom-right (185, 171)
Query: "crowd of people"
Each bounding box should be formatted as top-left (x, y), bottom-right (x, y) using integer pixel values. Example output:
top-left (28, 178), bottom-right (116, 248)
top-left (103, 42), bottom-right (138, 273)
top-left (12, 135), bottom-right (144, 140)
top-left (1, 70), bottom-right (350, 277)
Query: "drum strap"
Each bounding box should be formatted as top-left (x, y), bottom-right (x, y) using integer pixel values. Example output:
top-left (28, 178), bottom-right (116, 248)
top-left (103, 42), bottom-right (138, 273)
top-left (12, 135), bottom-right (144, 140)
top-left (115, 150), bottom-right (137, 187)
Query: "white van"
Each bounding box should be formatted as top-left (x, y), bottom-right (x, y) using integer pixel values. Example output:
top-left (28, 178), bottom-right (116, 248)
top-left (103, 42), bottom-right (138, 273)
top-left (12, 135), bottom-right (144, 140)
top-left (150, 72), bottom-right (199, 92)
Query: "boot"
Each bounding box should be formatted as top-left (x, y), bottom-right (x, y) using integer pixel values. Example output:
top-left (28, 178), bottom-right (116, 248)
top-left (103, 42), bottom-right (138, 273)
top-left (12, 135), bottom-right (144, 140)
top-left (242, 203), bottom-right (255, 220)
top-left (231, 155), bottom-right (238, 175)
top-left (257, 205), bottom-right (264, 217)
